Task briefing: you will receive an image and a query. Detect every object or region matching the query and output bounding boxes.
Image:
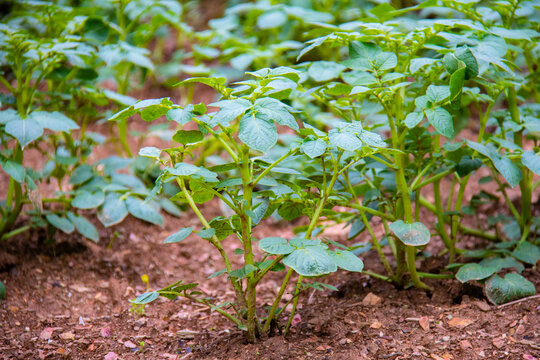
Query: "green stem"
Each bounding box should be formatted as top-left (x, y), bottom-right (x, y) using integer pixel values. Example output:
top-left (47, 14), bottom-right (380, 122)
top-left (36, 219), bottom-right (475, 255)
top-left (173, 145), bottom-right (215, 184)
top-left (183, 293), bottom-right (243, 328)
top-left (0, 225), bottom-right (30, 242)
top-left (417, 272), bottom-right (454, 279)
top-left (263, 268), bottom-right (293, 333)
top-left (252, 149), bottom-right (296, 186)
top-left (412, 167), bottom-right (454, 191)
top-left (283, 275), bottom-right (303, 337)
top-left (434, 178), bottom-right (454, 260)
top-left (363, 270), bottom-right (392, 282)
top-left (339, 202), bottom-right (395, 221)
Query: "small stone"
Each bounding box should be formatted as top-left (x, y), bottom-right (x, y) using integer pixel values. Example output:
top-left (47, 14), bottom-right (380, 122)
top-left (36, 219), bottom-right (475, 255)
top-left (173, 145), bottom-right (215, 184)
top-left (59, 331), bottom-right (75, 340)
top-left (515, 324), bottom-right (525, 335)
top-left (100, 326), bottom-right (111, 338)
top-left (40, 327), bottom-right (54, 340)
top-left (362, 292), bottom-right (382, 306)
top-left (370, 320), bottom-right (382, 329)
top-left (460, 340), bottom-right (472, 350)
top-left (474, 301), bottom-right (491, 312)
top-left (124, 340), bottom-right (137, 349)
top-left (104, 352), bottom-right (118, 360)
top-left (448, 317), bottom-right (473, 328)
top-left (492, 337), bottom-right (505, 349)
top-left (419, 316), bottom-right (430, 331)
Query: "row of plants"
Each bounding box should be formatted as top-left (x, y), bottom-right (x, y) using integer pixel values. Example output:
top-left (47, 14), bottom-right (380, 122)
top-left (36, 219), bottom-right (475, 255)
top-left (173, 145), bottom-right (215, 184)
top-left (0, 0), bottom-right (539, 344)
top-left (128, 0), bottom-right (540, 343)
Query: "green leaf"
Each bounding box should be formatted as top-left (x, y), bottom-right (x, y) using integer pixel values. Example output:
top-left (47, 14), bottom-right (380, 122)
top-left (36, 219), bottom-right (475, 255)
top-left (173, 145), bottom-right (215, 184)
top-left (97, 193), bottom-right (128, 227)
top-left (449, 65), bottom-right (466, 99)
top-left (512, 242), bottom-right (540, 265)
top-left (131, 291), bottom-right (159, 305)
top-left (410, 58), bottom-right (436, 73)
top-left (443, 53), bottom-right (459, 74)
top-left (166, 163), bottom-right (200, 176)
top-left (1, 160), bottom-right (25, 183)
top-left (173, 130), bottom-right (204, 144)
top-left (389, 220), bottom-right (430, 246)
top-left (29, 111), bottom-right (79, 132)
top-left (259, 237), bottom-right (295, 255)
top-left (373, 52), bottom-right (397, 71)
top-left (209, 99), bottom-right (251, 126)
top-left (330, 250), bottom-right (364, 272)
top-left (164, 227), bottom-right (193, 243)
top-left (359, 130), bottom-right (386, 148)
top-left (253, 98), bottom-right (298, 131)
top-left (230, 264), bottom-right (258, 278)
top-left (522, 151), bottom-right (540, 175)
top-left (69, 165), bottom-right (93, 185)
top-left (404, 112), bottom-right (424, 129)
top-left (278, 202), bottom-right (304, 221)
top-left (257, 10), bottom-right (287, 29)
top-left (72, 190), bottom-right (105, 209)
top-left (308, 61), bottom-right (346, 82)
top-left (328, 130), bottom-right (362, 151)
top-left (238, 111), bottom-right (277, 152)
top-left (455, 47), bottom-right (478, 79)
top-left (456, 263), bottom-right (498, 283)
top-left (197, 228), bottom-right (215, 239)
top-left (139, 147), bottom-right (161, 159)
top-left (466, 141), bottom-right (522, 187)
top-left (426, 85), bottom-right (451, 103)
top-left (485, 274), bottom-right (536, 305)
top-left (125, 197), bottom-right (164, 226)
top-left (0, 109), bottom-right (20, 124)
top-left (67, 212), bottom-right (99, 242)
top-left (425, 107), bottom-right (454, 138)
top-left (301, 138), bottom-right (327, 158)
top-left (46, 214), bottom-right (75, 234)
top-left (5, 118), bottom-right (43, 147)
top-left (284, 245), bottom-right (337, 276)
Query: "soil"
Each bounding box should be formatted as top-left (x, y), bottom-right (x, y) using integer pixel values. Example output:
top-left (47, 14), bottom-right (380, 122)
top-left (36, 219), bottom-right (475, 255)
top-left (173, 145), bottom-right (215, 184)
top-left (1, 16), bottom-right (539, 359)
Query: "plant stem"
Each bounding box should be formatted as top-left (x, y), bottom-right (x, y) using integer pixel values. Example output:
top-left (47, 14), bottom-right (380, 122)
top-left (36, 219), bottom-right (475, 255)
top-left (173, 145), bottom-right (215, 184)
top-left (263, 268), bottom-right (293, 333)
top-left (183, 293), bottom-right (243, 328)
top-left (283, 275), bottom-right (303, 337)
top-left (363, 270), bottom-right (392, 282)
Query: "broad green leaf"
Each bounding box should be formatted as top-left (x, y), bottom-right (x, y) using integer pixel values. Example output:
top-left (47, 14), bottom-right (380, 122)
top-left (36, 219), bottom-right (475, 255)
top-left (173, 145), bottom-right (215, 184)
top-left (373, 52), bottom-right (397, 71)
top-left (349, 41), bottom-right (381, 61)
top-left (278, 202), bottom-right (303, 221)
top-left (69, 165), bottom-right (93, 185)
top-left (449, 65), bottom-right (466, 99)
top-left (97, 193), bottom-right (128, 227)
top-left (342, 71), bottom-right (377, 86)
top-left (259, 237), bottom-right (295, 255)
top-left (139, 147), bottom-right (161, 159)
top-left (426, 85), bottom-right (451, 103)
top-left (330, 250), bottom-right (364, 272)
top-left (485, 274), bottom-right (535, 305)
top-left (159, 198), bottom-right (182, 217)
top-left (443, 53), bottom-right (459, 74)
top-left (67, 212), bottom-right (99, 242)
top-left (173, 130), bottom-right (204, 144)
top-left (389, 220), bottom-right (430, 246)
top-left (230, 264), bottom-right (257, 278)
top-left (0, 109), bottom-right (20, 124)
top-left (522, 151), bottom-right (540, 175)
top-left (308, 61), bottom-right (346, 82)
top-left (29, 111), bottom-right (79, 132)
top-left (253, 98), bottom-right (298, 131)
top-left (410, 58), bottom-right (436, 73)
top-left (455, 47), bottom-right (478, 79)
top-left (197, 228), bottom-right (215, 239)
top-left (425, 107), bottom-right (454, 138)
top-left (456, 263), bottom-right (498, 283)
top-left (257, 10), bottom-right (287, 29)
top-left (329, 130), bottom-right (362, 151)
top-left (1, 160), bottom-right (25, 183)
top-left (359, 130), bottom-right (386, 148)
top-left (466, 141), bottom-right (522, 187)
top-left (512, 242), bottom-right (540, 265)
top-left (125, 197), bottom-right (164, 226)
top-left (166, 163), bottom-right (200, 176)
top-left (72, 190), bottom-right (105, 209)
top-left (301, 138), bottom-right (327, 158)
top-left (238, 111), bottom-right (277, 152)
top-left (209, 99), bottom-right (251, 126)
top-left (46, 214), bottom-right (75, 234)
top-left (164, 227), bottom-right (193, 243)
top-left (404, 112), bottom-right (424, 129)
top-left (284, 246), bottom-right (337, 276)
top-left (131, 291), bottom-right (159, 304)
top-left (249, 198), bottom-right (268, 225)
top-left (5, 118), bottom-right (43, 147)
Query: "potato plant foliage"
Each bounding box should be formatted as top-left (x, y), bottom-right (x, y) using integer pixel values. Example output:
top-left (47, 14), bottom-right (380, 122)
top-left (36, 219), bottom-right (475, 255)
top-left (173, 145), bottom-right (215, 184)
top-left (0, 0), bottom-right (539, 343)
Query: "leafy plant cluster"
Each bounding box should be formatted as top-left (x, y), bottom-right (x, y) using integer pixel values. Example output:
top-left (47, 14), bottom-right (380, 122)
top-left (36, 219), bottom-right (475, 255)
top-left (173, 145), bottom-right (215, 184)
top-left (127, 0), bottom-right (540, 343)
top-left (0, 0), bottom-right (539, 345)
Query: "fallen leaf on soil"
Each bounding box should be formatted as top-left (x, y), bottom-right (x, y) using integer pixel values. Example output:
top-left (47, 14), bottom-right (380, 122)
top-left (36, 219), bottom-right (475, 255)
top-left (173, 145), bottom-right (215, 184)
top-left (316, 344), bottom-right (331, 351)
top-left (492, 337), bottom-right (505, 349)
top-left (8, 306), bottom-right (19, 312)
top-left (56, 348), bottom-right (66, 355)
top-left (515, 324), bottom-right (525, 334)
top-left (370, 320), bottom-right (382, 329)
top-left (70, 284), bottom-right (92, 293)
top-left (59, 331), bottom-right (75, 340)
top-left (430, 353), bottom-right (453, 360)
top-left (473, 301), bottom-right (491, 312)
top-left (448, 317), bottom-right (474, 328)
top-left (100, 326), bottom-right (111, 337)
top-left (419, 316), bottom-right (430, 331)
top-left (523, 354), bottom-right (537, 360)
top-left (40, 327), bottom-right (55, 340)
top-left (104, 352), bottom-right (118, 360)
top-left (124, 340), bottom-right (137, 349)
top-left (362, 292), bottom-right (381, 306)
top-left (459, 340), bottom-right (472, 350)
